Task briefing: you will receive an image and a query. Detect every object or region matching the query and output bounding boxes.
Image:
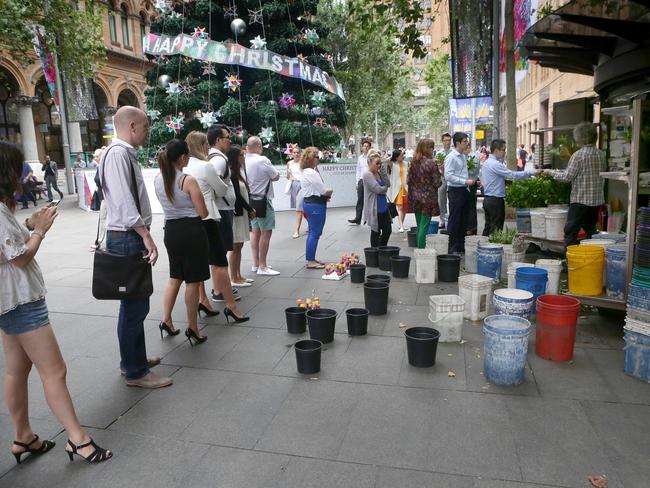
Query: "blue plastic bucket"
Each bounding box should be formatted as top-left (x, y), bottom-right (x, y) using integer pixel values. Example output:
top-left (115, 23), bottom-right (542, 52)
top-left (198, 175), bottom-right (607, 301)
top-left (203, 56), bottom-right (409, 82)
top-left (427, 221), bottom-right (439, 235)
top-left (493, 288), bottom-right (534, 319)
top-left (477, 244), bottom-right (504, 283)
top-left (515, 267), bottom-right (548, 313)
top-left (483, 315), bottom-right (531, 385)
top-left (605, 245), bottom-right (627, 300)
top-left (628, 284), bottom-right (650, 312)
top-left (624, 330), bottom-right (650, 383)
top-left (515, 208), bottom-right (531, 233)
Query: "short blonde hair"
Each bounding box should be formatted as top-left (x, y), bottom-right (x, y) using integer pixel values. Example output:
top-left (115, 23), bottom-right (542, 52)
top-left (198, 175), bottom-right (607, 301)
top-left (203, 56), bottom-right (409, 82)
top-left (300, 146), bottom-right (320, 170)
top-left (185, 131), bottom-right (209, 160)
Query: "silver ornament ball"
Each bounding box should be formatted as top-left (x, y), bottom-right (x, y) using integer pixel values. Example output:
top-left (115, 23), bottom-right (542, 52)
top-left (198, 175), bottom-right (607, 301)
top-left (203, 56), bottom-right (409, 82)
top-left (157, 74), bottom-right (172, 89)
top-left (230, 18), bottom-right (247, 36)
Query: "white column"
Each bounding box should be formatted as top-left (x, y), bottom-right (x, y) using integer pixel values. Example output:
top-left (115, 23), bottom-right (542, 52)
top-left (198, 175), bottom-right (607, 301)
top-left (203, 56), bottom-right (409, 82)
top-left (68, 122), bottom-right (83, 154)
top-left (16, 96), bottom-right (40, 163)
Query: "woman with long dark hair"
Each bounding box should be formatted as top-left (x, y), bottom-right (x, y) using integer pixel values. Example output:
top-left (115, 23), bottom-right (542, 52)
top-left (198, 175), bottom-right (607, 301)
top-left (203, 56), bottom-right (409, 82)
top-left (0, 141), bottom-right (112, 464)
top-left (407, 138), bottom-right (442, 248)
top-left (227, 145), bottom-right (256, 286)
top-left (154, 139), bottom-right (211, 346)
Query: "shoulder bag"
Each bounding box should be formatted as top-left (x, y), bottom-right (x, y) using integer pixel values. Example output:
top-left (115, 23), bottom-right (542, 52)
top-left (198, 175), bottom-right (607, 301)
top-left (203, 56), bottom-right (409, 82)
top-left (91, 158), bottom-right (153, 301)
top-left (249, 179), bottom-right (271, 219)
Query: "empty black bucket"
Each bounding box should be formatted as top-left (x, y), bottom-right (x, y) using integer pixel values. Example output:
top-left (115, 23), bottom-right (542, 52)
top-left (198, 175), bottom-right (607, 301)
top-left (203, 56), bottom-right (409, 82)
top-left (285, 306), bottom-right (307, 334)
top-left (364, 280), bottom-right (389, 315)
top-left (366, 274), bottom-right (390, 284)
top-left (350, 264), bottom-right (366, 283)
top-left (390, 256), bottom-right (411, 278)
top-left (364, 247), bottom-right (379, 268)
top-left (405, 327), bottom-right (440, 367)
top-left (346, 308), bottom-right (369, 336)
top-left (407, 230), bottom-right (417, 247)
top-left (378, 246), bottom-right (400, 271)
top-left (410, 226), bottom-right (417, 231)
top-left (306, 308), bottom-right (337, 343)
top-left (295, 339), bottom-right (322, 374)
top-left (437, 254), bottom-right (461, 282)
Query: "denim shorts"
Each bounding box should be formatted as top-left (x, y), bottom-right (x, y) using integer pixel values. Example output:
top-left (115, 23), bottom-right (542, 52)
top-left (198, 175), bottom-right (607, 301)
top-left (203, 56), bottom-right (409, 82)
top-left (0, 299), bottom-right (50, 336)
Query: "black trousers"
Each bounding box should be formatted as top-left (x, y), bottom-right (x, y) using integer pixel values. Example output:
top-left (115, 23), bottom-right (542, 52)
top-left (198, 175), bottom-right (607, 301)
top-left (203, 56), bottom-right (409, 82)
top-left (564, 203), bottom-right (600, 248)
top-left (465, 187), bottom-right (478, 234)
top-left (482, 196), bottom-right (506, 237)
top-left (354, 179), bottom-right (364, 222)
top-left (370, 211), bottom-right (392, 247)
top-left (447, 186), bottom-right (468, 254)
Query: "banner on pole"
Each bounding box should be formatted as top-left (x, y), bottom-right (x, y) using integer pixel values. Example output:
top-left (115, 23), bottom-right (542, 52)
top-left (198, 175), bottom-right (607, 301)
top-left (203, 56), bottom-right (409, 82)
top-left (499, 0), bottom-right (539, 96)
top-left (143, 33), bottom-right (345, 101)
top-left (33, 26), bottom-right (59, 111)
top-left (448, 97), bottom-right (493, 133)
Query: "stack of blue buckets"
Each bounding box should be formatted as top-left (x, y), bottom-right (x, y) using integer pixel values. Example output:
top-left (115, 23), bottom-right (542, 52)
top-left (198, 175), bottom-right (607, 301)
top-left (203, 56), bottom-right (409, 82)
top-left (624, 207), bottom-right (650, 382)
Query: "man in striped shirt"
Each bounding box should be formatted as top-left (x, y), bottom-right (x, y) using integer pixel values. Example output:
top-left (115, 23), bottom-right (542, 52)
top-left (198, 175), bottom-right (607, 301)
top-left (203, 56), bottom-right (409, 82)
top-left (544, 122), bottom-right (605, 247)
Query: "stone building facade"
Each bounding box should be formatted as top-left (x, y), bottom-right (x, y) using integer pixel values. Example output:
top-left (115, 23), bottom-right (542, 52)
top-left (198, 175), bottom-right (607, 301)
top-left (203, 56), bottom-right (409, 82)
top-left (0, 0), bottom-right (155, 164)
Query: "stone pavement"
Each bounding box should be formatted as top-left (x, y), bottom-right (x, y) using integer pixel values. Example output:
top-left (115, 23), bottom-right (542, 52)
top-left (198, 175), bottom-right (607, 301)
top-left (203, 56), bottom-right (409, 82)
top-left (0, 199), bottom-right (648, 488)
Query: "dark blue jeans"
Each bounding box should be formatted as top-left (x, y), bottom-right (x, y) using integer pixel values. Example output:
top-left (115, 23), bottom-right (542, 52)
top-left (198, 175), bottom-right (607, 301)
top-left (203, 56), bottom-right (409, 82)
top-left (106, 231), bottom-right (150, 380)
top-left (303, 202), bottom-right (326, 261)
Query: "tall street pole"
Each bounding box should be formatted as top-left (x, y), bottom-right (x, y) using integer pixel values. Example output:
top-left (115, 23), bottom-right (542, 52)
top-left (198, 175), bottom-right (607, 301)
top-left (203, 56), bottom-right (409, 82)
top-left (505, 0), bottom-right (517, 170)
top-left (53, 52), bottom-right (74, 194)
top-left (492, 0), bottom-right (500, 137)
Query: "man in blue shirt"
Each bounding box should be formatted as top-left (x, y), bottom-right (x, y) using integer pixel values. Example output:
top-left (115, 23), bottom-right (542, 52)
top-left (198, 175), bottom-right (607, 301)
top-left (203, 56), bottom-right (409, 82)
top-left (444, 132), bottom-right (477, 254)
top-left (481, 139), bottom-right (537, 237)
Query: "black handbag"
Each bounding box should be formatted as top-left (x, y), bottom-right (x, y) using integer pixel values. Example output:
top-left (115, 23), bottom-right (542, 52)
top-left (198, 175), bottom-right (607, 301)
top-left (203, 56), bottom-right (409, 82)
top-left (249, 180), bottom-right (271, 219)
top-left (91, 159), bottom-right (153, 301)
top-left (388, 202), bottom-right (398, 219)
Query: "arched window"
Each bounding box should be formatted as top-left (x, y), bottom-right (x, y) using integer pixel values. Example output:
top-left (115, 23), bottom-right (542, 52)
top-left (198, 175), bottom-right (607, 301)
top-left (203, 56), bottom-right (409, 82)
top-left (140, 12), bottom-right (147, 44)
top-left (108, 7), bottom-right (118, 43)
top-left (121, 5), bottom-right (131, 47)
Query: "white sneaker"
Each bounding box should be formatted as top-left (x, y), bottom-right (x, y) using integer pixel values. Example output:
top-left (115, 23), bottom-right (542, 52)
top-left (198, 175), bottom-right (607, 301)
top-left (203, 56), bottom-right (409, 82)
top-left (251, 265), bottom-right (272, 272)
top-left (257, 267), bottom-right (280, 276)
top-left (245, 278), bottom-right (255, 283)
top-left (231, 281), bottom-right (252, 287)
top-left (398, 227), bottom-right (404, 233)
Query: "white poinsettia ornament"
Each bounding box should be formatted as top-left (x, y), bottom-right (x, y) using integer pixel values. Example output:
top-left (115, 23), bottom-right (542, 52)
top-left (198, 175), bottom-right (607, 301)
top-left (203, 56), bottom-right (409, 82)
top-left (259, 127), bottom-right (275, 143)
top-left (250, 36), bottom-right (267, 50)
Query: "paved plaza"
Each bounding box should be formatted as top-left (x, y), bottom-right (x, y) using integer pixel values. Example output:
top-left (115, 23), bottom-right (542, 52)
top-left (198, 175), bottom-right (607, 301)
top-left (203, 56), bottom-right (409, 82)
top-left (0, 199), bottom-right (648, 488)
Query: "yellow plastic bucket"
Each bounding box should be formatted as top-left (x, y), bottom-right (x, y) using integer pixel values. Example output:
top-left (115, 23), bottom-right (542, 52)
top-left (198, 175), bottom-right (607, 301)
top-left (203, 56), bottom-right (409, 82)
top-left (566, 245), bottom-right (605, 296)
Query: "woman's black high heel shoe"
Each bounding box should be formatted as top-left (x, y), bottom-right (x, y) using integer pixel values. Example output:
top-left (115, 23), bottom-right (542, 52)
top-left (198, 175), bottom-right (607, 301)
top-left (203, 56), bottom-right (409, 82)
top-left (185, 328), bottom-right (207, 346)
top-left (223, 307), bottom-right (250, 324)
top-left (159, 321), bottom-right (180, 338)
top-left (12, 435), bottom-right (55, 464)
top-left (66, 438), bottom-right (112, 463)
top-left (198, 303), bottom-right (220, 317)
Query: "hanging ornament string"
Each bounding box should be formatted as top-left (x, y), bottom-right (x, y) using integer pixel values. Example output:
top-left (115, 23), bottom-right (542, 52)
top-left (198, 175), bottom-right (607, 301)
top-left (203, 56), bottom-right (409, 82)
top-left (283, 0), bottom-right (314, 146)
top-left (255, 0), bottom-right (281, 149)
top-left (174, 1), bottom-right (187, 123)
top-left (230, 1), bottom-right (245, 141)
top-left (146, 7), bottom-right (168, 158)
top-left (207, 0), bottom-right (212, 111)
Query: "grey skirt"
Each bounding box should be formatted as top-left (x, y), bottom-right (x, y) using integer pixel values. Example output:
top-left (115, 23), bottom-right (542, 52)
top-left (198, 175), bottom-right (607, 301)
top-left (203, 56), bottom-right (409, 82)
top-left (290, 180), bottom-right (302, 209)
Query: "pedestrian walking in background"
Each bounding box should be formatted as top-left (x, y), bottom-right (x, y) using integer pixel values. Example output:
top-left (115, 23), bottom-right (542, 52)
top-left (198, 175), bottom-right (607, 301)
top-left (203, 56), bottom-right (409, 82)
top-left (363, 151), bottom-right (392, 247)
top-left (154, 139), bottom-right (211, 346)
top-left (348, 139), bottom-right (371, 225)
top-left (406, 138), bottom-right (442, 248)
top-left (286, 146), bottom-right (304, 238)
top-left (41, 155), bottom-right (63, 202)
top-left (300, 146), bottom-right (333, 269)
top-left (0, 141), bottom-right (112, 465)
top-left (387, 149), bottom-right (408, 233)
top-left (437, 133), bottom-right (452, 229)
top-left (18, 162), bottom-right (37, 209)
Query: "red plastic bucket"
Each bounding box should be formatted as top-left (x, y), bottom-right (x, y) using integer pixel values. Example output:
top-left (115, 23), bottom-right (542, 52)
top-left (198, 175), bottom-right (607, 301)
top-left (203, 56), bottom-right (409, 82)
top-left (535, 295), bottom-right (581, 361)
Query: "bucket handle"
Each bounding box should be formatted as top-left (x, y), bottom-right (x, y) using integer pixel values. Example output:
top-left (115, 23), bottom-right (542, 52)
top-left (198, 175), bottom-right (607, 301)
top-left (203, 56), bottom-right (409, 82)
top-left (567, 260), bottom-right (602, 272)
top-left (429, 310), bottom-right (458, 323)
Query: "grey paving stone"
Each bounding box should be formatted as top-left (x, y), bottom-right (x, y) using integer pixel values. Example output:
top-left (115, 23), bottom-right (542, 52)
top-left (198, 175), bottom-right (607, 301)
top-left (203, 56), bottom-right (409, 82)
top-left (398, 341), bottom-right (467, 390)
top-left (382, 304), bottom-right (431, 337)
top-left (340, 301), bottom-right (387, 336)
top-left (271, 335), bottom-right (352, 378)
top-left (375, 466), bottom-right (475, 488)
top-left (255, 379), bottom-right (360, 458)
top-left (474, 480), bottom-right (565, 488)
top-left (282, 457), bottom-right (375, 488)
top-left (215, 328), bottom-right (296, 373)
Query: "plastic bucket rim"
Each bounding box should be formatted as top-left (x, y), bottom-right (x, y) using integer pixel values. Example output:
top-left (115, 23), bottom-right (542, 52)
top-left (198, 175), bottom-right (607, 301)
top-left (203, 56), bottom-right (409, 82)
top-left (346, 307), bottom-right (369, 317)
top-left (536, 294), bottom-right (581, 310)
top-left (483, 314), bottom-right (532, 335)
top-left (494, 288), bottom-right (534, 300)
top-left (294, 339), bottom-right (322, 352)
top-left (285, 306), bottom-right (307, 315)
top-left (305, 308), bottom-right (337, 319)
top-left (404, 326), bottom-right (441, 341)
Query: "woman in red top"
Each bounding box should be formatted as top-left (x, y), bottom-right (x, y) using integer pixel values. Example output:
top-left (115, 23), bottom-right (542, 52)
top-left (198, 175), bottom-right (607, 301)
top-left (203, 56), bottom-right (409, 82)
top-left (407, 138), bottom-right (442, 248)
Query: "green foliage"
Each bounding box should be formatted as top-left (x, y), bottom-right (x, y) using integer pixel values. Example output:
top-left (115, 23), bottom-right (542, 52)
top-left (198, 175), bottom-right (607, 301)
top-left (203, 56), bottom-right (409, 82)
top-left (0, 0), bottom-right (105, 78)
top-left (489, 226), bottom-right (517, 245)
top-left (423, 53), bottom-right (453, 135)
top-left (505, 176), bottom-right (571, 208)
top-left (547, 134), bottom-right (578, 161)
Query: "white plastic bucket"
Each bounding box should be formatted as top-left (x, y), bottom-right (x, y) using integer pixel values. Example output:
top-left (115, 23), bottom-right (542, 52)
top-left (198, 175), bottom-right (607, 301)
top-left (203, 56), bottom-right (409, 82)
top-left (428, 294), bottom-right (464, 342)
top-left (535, 259), bottom-right (563, 294)
top-left (530, 208), bottom-right (547, 238)
top-left (502, 247), bottom-right (526, 280)
top-left (507, 262), bottom-right (535, 289)
top-left (544, 210), bottom-right (568, 241)
top-left (458, 274), bottom-right (493, 321)
top-left (581, 239), bottom-right (616, 282)
top-left (464, 235), bottom-right (489, 273)
top-left (414, 248), bottom-right (437, 284)
top-left (426, 234), bottom-right (449, 256)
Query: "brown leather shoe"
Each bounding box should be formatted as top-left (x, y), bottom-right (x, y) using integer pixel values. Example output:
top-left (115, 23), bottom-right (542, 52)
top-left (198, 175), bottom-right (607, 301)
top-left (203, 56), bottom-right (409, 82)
top-left (119, 357), bottom-right (161, 376)
top-left (125, 372), bottom-right (173, 389)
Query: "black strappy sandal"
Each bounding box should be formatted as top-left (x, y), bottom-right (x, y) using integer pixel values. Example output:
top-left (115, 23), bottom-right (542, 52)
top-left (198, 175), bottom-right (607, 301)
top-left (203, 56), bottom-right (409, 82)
top-left (12, 434), bottom-right (55, 464)
top-left (66, 438), bottom-right (112, 463)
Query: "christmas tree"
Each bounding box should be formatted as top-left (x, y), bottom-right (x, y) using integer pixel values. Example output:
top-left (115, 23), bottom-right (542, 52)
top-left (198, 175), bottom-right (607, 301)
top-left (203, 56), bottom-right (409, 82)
top-left (142, 0), bottom-right (346, 164)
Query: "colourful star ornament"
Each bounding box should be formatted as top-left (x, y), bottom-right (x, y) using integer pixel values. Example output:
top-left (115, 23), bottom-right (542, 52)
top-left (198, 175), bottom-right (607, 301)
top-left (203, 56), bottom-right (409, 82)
top-left (192, 27), bottom-right (208, 39)
top-left (166, 116), bottom-right (184, 134)
top-left (250, 36), bottom-right (267, 50)
top-left (302, 28), bottom-right (319, 45)
top-left (279, 92), bottom-right (296, 110)
top-left (224, 73), bottom-right (242, 92)
top-left (259, 127), bottom-right (275, 143)
top-left (313, 118), bottom-right (328, 128)
top-left (284, 143), bottom-right (299, 155)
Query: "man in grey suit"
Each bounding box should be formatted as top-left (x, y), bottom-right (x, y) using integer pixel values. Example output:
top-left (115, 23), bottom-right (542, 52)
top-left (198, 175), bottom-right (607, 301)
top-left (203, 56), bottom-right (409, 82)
top-left (41, 155), bottom-right (64, 202)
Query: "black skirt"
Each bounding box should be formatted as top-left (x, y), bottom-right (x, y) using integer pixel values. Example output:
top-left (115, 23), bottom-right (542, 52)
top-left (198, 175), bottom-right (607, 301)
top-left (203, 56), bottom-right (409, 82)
top-left (202, 218), bottom-right (229, 267)
top-left (163, 217), bottom-right (210, 283)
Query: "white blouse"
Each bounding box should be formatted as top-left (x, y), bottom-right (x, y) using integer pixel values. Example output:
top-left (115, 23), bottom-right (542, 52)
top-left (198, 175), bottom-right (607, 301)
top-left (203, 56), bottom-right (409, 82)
top-left (287, 160), bottom-right (302, 181)
top-left (301, 168), bottom-right (327, 198)
top-left (183, 156), bottom-right (228, 221)
top-left (0, 203), bottom-right (46, 315)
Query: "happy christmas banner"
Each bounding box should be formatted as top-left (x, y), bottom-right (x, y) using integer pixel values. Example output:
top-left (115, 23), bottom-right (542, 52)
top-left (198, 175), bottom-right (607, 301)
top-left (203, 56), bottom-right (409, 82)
top-left (143, 33), bottom-right (345, 101)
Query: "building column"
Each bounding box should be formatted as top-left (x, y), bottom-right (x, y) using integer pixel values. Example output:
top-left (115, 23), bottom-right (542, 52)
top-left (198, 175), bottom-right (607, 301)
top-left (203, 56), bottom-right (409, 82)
top-left (68, 122), bottom-right (84, 155)
top-left (15, 96), bottom-right (40, 163)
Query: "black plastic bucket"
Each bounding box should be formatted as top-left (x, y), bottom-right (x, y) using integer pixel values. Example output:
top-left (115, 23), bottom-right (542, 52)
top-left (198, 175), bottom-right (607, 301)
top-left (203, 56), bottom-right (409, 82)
top-left (294, 339), bottom-right (322, 374)
top-left (285, 306), bottom-right (307, 334)
top-left (366, 274), bottom-right (391, 284)
top-left (405, 327), bottom-right (440, 367)
top-left (437, 254), bottom-right (461, 282)
top-left (390, 256), bottom-right (411, 278)
top-left (349, 264), bottom-right (366, 283)
top-left (410, 226), bottom-right (418, 231)
top-left (346, 308), bottom-right (369, 336)
top-left (306, 308), bottom-right (337, 344)
top-left (364, 247), bottom-right (379, 268)
top-left (407, 230), bottom-right (417, 248)
top-left (378, 246), bottom-right (400, 271)
top-left (364, 280), bottom-right (389, 315)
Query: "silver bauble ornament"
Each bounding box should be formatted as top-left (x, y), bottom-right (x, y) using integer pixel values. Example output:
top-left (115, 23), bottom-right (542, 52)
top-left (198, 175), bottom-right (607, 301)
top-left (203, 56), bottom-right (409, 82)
top-left (157, 74), bottom-right (172, 89)
top-left (230, 18), bottom-right (247, 36)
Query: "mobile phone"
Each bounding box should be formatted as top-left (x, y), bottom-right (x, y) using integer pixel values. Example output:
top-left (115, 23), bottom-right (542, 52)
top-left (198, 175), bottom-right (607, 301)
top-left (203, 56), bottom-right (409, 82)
top-left (47, 200), bottom-right (61, 207)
